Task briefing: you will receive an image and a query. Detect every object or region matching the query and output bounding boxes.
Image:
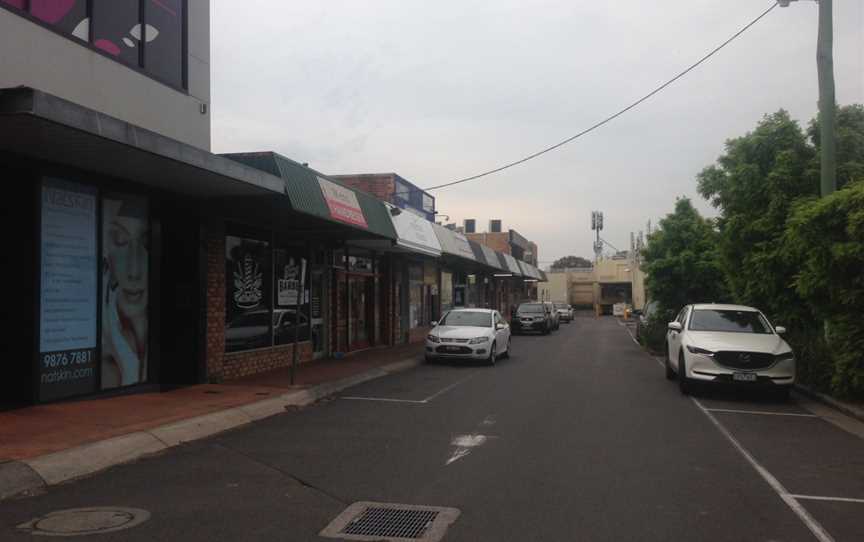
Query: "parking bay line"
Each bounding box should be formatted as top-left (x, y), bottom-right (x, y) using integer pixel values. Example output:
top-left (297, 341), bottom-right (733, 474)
top-left (692, 397), bottom-right (835, 542)
top-left (705, 407), bottom-right (818, 418)
top-left (788, 494), bottom-right (864, 504)
top-left (341, 372), bottom-right (478, 405)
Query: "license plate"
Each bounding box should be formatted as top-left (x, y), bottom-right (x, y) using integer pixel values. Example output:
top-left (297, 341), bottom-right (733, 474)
top-left (733, 372), bottom-right (757, 382)
top-left (442, 346), bottom-right (462, 352)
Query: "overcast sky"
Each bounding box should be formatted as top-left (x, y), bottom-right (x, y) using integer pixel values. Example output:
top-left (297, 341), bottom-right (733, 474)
top-left (211, 0), bottom-right (863, 267)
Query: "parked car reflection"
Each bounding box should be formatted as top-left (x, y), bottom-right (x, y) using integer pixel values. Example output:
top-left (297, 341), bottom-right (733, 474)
top-left (225, 309), bottom-right (309, 352)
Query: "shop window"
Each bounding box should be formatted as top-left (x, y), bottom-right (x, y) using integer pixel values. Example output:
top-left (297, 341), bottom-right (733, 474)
top-left (39, 178), bottom-right (99, 401)
top-left (101, 193), bottom-right (150, 389)
top-left (29, 0), bottom-right (88, 41)
top-left (225, 235), bottom-right (271, 353)
top-left (144, 0), bottom-right (183, 87)
top-left (274, 248), bottom-right (309, 344)
top-left (92, 0), bottom-right (141, 66)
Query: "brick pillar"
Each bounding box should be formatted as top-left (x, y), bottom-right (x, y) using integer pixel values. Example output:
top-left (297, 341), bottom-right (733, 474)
top-left (205, 226), bottom-right (225, 382)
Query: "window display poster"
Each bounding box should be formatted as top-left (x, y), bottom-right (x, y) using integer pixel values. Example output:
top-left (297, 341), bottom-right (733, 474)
top-left (101, 194), bottom-right (150, 390)
top-left (39, 178), bottom-right (98, 401)
top-left (274, 249), bottom-right (309, 344)
top-left (225, 236), bottom-right (272, 352)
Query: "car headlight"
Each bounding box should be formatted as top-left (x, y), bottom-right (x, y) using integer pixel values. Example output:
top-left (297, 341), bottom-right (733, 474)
top-left (469, 336), bottom-right (490, 345)
top-left (427, 334), bottom-right (440, 343)
top-left (774, 352), bottom-right (795, 362)
top-left (686, 345), bottom-right (715, 357)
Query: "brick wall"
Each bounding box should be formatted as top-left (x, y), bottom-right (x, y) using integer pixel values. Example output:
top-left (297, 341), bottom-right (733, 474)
top-left (206, 225), bottom-right (314, 383)
top-left (205, 230), bottom-right (226, 382)
top-left (466, 232), bottom-right (511, 254)
top-left (331, 174), bottom-right (395, 203)
top-left (221, 343), bottom-right (314, 380)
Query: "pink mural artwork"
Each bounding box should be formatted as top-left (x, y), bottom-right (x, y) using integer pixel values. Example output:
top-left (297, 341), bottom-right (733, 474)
top-left (94, 38), bottom-right (121, 56)
top-left (30, 0), bottom-right (77, 24)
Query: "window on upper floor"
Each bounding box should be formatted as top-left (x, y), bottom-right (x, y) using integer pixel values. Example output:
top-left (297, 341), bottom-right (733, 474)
top-left (1, 0), bottom-right (186, 90)
top-left (422, 193), bottom-right (434, 214)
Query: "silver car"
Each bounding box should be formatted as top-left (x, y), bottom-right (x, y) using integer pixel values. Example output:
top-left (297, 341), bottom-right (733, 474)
top-left (665, 303), bottom-right (795, 398)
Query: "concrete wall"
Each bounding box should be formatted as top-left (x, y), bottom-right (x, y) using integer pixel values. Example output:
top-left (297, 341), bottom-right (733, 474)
top-left (465, 232), bottom-right (511, 255)
top-left (546, 262), bottom-right (647, 309)
top-left (0, 3), bottom-right (210, 150)
top-left (538, 272), bottom-right (568, 303)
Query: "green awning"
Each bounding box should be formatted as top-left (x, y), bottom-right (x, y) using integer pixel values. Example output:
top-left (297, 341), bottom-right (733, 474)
top-left (222, 152), bottom-right (396, 240)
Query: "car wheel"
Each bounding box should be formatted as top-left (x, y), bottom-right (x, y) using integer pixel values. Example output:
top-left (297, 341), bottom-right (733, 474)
top-left (487, 342), bottom-right (497, 366)
top-left (502, 337), bottom-right (511, 359)
top-left (678, 350), bottom-right (692, 395)
top-left (665, 346), bottom-right (675, 381)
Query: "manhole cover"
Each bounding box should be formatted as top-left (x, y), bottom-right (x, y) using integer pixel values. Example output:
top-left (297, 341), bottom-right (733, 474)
top-left (320, 501), bottom-right (460, 541)
top-left (17, 507), bottom-right (150, 537)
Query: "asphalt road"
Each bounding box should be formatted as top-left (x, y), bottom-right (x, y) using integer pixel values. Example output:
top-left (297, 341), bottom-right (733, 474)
top-left (3, 315), bottom-right (864, 541)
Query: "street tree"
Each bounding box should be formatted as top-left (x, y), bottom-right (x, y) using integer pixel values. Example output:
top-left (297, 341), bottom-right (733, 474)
top-left (696, 110), bottom-right (817, 326)
top-left (550, 255), bottom-right (593, 269)
top-left (641, 197), bottom-right (727, 315)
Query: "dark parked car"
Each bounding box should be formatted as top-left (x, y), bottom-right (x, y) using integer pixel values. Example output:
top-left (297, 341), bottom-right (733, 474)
top-left (635, 301), bottom-right (658, 342)
top-left (512, 302), bottom-right (554, 335)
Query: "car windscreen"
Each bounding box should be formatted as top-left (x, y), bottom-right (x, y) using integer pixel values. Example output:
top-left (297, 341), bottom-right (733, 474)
top-left (688, 309), bottom-right (772, 334)
top-left (517, 304), bottom-right (545, 314)
top-left (439, 311), bottom-right (492, 327)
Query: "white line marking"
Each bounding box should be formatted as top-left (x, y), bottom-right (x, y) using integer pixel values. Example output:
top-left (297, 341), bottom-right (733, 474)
top-left (705, 408), bottom-right (818, 418)
top-left (341, 396), bottom-right (426, 404)
top-left (422, 373), bottom-right (477, 403)
top-left (789, 494), bottom-right (864, 504)
top-left (692, 397), bottom-right (834, 542)
top-left (341, 372), bottom-right (477, 405)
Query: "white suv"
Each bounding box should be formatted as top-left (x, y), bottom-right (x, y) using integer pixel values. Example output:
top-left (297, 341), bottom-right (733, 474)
top-left (665, 304), bottom-right (795, 398)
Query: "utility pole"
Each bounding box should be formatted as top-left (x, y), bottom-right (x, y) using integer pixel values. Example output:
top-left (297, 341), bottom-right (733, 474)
top-left (781, 0), bottom-right (836, 196)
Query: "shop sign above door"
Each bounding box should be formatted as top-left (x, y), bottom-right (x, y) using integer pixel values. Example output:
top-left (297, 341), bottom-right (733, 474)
top-left (318, 177), bottom-right (368, 228)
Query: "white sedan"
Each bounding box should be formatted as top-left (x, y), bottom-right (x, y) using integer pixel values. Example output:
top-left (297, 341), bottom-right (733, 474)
top-left (426, 308), bottom-right (511, 365)
top-left (665, 303), bottom-right (795, 398)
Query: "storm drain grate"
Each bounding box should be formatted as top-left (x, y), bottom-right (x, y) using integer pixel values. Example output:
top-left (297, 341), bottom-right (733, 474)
top-left (320, 502), bottom-right (460, 541)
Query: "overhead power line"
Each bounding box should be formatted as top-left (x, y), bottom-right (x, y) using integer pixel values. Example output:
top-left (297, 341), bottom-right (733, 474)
top-left (424, 2), bottom-right (779, 191)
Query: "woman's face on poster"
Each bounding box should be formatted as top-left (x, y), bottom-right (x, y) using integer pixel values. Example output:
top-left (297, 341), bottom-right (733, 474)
top-left (108, 213), bottom-right (149, 319)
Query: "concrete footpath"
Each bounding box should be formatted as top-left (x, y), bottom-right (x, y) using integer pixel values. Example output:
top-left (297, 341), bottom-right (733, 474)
top-left (0, 346), bottom-right (423, 502)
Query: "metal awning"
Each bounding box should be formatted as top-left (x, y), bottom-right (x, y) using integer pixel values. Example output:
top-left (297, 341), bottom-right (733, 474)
top-left (223, 152), bottom-right (396, 241)
top-left (0, 87), bottom-right (284, 197)
top-left (388, 204), bottom-right (441, 257)
top-left (498, 253), bottom-right (523, 276)
top-left (432, 223), bottom-right (479, 263)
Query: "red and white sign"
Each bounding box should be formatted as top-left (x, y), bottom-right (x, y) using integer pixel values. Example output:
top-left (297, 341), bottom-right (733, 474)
top-left (317, 177), bottom-right (368, 228)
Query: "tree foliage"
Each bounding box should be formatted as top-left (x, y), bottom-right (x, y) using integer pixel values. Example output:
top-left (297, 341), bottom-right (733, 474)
top-left (641, 197), bottom-right (728, 315)
top-left (785, 181), bottom-right (864, 396)
top-left (689, 105), bottom-right (864, 399)
top-left (550, 255), bottom-right (593, 269)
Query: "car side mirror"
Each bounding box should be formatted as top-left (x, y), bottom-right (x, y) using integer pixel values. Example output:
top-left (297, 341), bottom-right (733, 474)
top-left (431, 321), bottom-right (438, 327)
top-left (668, 321), bottom-right (682, 332)
top-left (775, 326), bottom-right (786, 335)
